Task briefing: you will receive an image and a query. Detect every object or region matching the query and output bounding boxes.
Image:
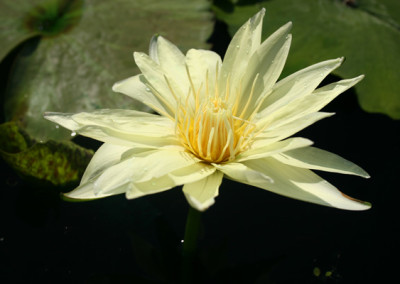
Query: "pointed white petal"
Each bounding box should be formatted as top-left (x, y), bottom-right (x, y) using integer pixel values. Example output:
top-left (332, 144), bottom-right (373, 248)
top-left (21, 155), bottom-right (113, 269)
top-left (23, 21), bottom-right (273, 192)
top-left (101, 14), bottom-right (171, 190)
top-left (80, 143), bottom-right (131, 184)
top-left (63, 143), bottom-right (137, 200)
top-left (44, 110), bottom-right (180, 148)
top-left (254, 23), bottom-right (292, 94)
top-left (183, 170), bottom-right (224, 211)
top-left (257, 76), bottom-right (364, 129)
top-left (44, 112), bottom-right (79, 130)
top-left (238, 22), bottom-right (292, 118)
top-left (112, 75), bottom-right (169, 117)
top-left (156, 36), bottom-right (187, 89)
top-left (255, 112), bottom-right (334, 144)
top-left (71, 109), bottom-right (174, 137)
top-left (219, 8), bottom-right (265, 99)
top-left (213, 162), bottom-right (275, 185)
top-left (64, 178), bottom-right (128, 200)
top-left (274, 147), bottom-right (370, 178)
top-left (216, 158), bottom-right (370, 210)
top-left (134, 52), bottom-right (183, 115)
top-left (125, 163), bottom-right (216, 199)
top-left (185, 49), bottom-right (222, 98)
top-left (93, 149), bottom-right (199, 196)
top-left (237, 137), bottom-right (313, 162)
top-left (258, 58), bottom-right (343, 118)
top-left (149, 35), bottom-right (159, 63)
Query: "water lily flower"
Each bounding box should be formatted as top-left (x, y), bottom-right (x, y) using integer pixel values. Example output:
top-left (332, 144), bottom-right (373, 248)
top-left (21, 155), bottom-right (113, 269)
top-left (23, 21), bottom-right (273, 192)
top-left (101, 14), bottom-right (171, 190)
top-left (45, 9), bottom-right (370, 212)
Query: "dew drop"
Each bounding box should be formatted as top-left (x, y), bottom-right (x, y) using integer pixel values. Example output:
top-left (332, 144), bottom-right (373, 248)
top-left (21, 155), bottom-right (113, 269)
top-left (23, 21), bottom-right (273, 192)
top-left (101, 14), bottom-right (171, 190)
top-left (260, 173), bottom-right (274, 183)
top-left (55, 125), bottom-right (59, 129)
top-left (71, 131), bottom-right (77, 137)
top-left (236, 45), bottom-right (240, 49)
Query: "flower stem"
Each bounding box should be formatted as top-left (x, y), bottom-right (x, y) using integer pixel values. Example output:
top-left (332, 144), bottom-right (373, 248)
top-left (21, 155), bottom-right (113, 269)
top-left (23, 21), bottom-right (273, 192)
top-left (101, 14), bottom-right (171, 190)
top-left (181, 206), bottom-right (202, 284)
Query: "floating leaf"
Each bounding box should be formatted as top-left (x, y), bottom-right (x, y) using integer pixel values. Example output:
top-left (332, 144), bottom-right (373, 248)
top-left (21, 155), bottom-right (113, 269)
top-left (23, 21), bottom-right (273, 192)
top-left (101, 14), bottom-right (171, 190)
top-left (0, 0), bottom-right (214, 141)
top-left (0, 121), bottom-right (93, 186)
top-left (0, 0), bottom-right (41, 62)
top-left (214, 0), bottom-right (400, 119)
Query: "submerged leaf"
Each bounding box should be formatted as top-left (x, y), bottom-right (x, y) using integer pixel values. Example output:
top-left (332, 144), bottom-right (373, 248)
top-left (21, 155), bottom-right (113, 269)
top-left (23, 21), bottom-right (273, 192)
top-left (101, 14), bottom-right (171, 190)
top-left (0, 121), bottom-right (93, 186)
top-left (214, 0), bottom-right (400, 119)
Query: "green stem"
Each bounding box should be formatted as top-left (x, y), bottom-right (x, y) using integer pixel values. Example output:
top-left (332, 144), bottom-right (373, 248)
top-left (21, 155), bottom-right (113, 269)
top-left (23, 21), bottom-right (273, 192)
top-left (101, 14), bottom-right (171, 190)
top-left (181, 206), bottom-right (202, 284)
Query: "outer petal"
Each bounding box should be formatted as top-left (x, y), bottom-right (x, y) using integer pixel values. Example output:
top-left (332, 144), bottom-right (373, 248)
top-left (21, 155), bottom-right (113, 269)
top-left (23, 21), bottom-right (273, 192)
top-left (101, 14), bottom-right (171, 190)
top-left (238, 22), bottom-right (292, 118)
top-left (44, 109), bottom-right (179, 148)
top-left (126, 163), bottom-right (216, 199)
top-left (236, 137), bottom-right (313, 162)
top-left (216, 158), bottom-right (370, 210)
top-left (185, 49), bottom-right (222, 98)
top-left (93, 148), bottom-right (199, 196)
top-left (64, 178), bottom-right (128, 200)
top-left (81, 143), bottom-right (131, 184)
top-left (149, 35), bottom-right (159, 63)
top-left (64, 143), bottom-right (132, 199)
top-left (257, 58), bottom-right (343, 120)
top-left (183, 170), bottom-right (224, 211)
top-left (255, 112), bottom-right (334, 145)
top-left (257, 76), bottom-right (364, 130)
top-left (156, 36), bottom-right (187, 89)
top-left (134, 52), bottom-right (183, 116)
top-left (112, 75), bottom-right (169, 117)
top-left (219, 8), bottom-right (265, 99)
top-left (274, 147), bottom-right (370, 178)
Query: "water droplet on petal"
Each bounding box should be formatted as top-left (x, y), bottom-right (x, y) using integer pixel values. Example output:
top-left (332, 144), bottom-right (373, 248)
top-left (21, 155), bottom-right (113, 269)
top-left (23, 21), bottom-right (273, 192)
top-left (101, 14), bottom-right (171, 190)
top-left (260, 173), bottom-right (274, 183)
top-left (71, 131), bottom-right (77, 137)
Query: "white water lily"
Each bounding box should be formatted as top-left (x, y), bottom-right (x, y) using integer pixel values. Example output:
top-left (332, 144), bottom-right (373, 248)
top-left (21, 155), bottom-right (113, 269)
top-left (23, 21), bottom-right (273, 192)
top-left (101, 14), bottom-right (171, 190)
top-left (45, 9), bottom-right (370, 211)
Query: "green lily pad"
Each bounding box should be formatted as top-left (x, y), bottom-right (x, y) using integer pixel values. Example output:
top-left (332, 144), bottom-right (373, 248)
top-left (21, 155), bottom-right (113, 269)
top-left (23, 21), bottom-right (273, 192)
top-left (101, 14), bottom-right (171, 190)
top-left (0, 121), bottom-right (93, 186)
top-left (213, 0), bottom-right (400, 119)
top-left (1, 0), bottom-right (213, 141)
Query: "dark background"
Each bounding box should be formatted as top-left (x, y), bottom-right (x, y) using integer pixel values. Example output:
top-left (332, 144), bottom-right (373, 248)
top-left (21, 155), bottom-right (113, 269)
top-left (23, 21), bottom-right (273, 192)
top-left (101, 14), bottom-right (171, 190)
top-left (1, 18), bottom-right (399, 284)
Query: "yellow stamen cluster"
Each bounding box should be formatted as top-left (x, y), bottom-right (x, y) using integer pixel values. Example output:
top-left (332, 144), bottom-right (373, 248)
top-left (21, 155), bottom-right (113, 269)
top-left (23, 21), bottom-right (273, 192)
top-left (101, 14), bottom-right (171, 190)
top-left (174, 66), bottom-right (261, 163)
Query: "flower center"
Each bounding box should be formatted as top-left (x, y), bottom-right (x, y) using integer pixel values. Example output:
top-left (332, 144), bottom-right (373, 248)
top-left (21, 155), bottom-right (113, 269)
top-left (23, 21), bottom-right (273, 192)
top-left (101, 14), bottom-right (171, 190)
top-left (174, 67), bottom-right (259, 164)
